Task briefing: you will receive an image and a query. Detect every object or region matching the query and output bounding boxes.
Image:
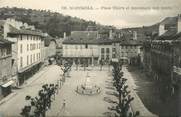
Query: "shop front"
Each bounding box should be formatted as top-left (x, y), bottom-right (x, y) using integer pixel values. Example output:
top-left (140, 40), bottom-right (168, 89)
top-left (1, 80), bottom-right (14, 97)
top-left (18, 62), bottom-right (42, 86)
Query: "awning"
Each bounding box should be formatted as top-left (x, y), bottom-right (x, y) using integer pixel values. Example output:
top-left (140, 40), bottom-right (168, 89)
top-left (18, 61), bottom-right (41, 73)
top-left (2, 80), bottom-right (14, 88)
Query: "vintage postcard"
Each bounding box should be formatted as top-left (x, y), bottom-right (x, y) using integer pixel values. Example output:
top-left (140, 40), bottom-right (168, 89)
top-left (0, 0), bottom-right (180, 117)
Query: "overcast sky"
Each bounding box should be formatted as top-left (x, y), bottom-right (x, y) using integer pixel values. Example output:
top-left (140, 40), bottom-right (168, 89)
top-left (0, 0), bottom-right (181, 28)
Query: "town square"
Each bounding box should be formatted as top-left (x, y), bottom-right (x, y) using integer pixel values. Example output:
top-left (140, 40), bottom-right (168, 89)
top-left (0, 0), bottom-right (181, 116)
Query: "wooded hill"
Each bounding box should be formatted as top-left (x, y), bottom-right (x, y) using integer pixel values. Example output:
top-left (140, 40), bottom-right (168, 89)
top-left (0, 7), bottom-right (113, 38)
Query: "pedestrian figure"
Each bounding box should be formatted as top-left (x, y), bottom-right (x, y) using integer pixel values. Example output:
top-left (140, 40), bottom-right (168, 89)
top-left (63, 99), bottom-right (66, 108)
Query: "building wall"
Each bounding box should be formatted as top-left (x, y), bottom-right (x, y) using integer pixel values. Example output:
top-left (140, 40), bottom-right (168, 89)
top-left (40, 39), bottom-right (45, 62)
top-left (151, 42), bottom-right (173, 78)
top-left (159, 24), bottom-right (167, 36)
top-left (113, 42), bottom-right (142, 64)
top-left (173, 41), bottom-right (181, 86)
top-left (56, 39), bottom-right (63, 57)
top-left (4, 19), bottom-right (35, 39)
top-left (45, 41), bottom-right (56, 58)
top-left (17, 35), bottom-right (42, 72)
top-left (119, 45), bottom-right (141, 58)
top-left (99, 44), bottom-right (112, 62)
top-left (63, 44), bottom-right (99, 58)
top-left (6, 37), bottom-right (18, 77)
top-left (0, 45), bottom-right (12, 84)
top-left (143, 41), bottom-right (152, 73)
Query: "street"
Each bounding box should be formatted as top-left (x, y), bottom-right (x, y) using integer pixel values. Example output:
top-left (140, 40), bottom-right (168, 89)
top-left (127, 66), bottom-right (181, 116)
top-left (0, 65), bottom-right (63, 116)
top-left (47, 66), bottom-right (117, 116)
top-left (0, 65), bottom-right (119, 116)
top-left (0, 64), bottom-right (158, 117)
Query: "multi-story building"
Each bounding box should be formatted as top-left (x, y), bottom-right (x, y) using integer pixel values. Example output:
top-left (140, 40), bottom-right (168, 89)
top-left (56, 38), bottom-right (63, 57)
top-left (143, 14), bottom-right (181, 95)
top-left (0, 38), bottom-right (13, 97)
top-left (63, 37), bottom-right (100, 66)
top-left (62, 27), bottom-right (114, 66)
top-left (173, 39), bottom-right (181, 86)
top-left (99, 42), bottom-right (112, 64)
top-left (0, 19), bottom-right (44, 86)
top-left (62, 27), bottom-right (143, 66)
top-left (143, 40), bottom-right (152, 76)
top-left (44, 36), bottom-right (57, 64)
top-left (112, 33), bottom-right (142, 64)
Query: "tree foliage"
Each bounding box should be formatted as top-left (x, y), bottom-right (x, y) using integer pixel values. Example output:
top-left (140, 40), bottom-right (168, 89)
top-left (0, 7), bottom-right (108, 37)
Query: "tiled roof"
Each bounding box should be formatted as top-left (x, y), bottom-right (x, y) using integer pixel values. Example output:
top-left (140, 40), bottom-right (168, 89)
top-left (70, 31), bottom-right (98, 40)
top-left (63, 36), bottom-right (113, 44)
top-left (160, 17), bottom-right (177, 25)
top-left (157, 29), bottom-right (177, 40)
top-left (64, 30), bottom-right (105, 44)
top-left (156, 29), bottom-right (181, 40)
top-left (63, 36), bottom-right (142, 45)
top-left (63, 37), bottom-right (98, 44)
top-left (0, 39), bottom-right (14, 45)
top-left (112, 38), bottom-right (142, 45)
top-left (44, 36), bottom-right (56, 47)
top-left (8, 25), bottom-right (43, 36)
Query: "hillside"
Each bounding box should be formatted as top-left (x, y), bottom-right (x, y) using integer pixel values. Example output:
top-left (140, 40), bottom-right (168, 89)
top-left (0, 7), bottom-right (110, 38)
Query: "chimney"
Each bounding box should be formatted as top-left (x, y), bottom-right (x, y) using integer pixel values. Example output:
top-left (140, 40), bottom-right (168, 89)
top-left (133, 31), bottom-right (137, 40)
top-left (159, 23), bottom-right (167, 36)
top-left (118, 33), bottom-right (121, 38)
top-left (177, 14), bottom-right (181, 33)
top-left (109, 29), bottom-right (113, 39)
top-left (63, 32), bottom-right (66, 39)
top-left (97, 32), bottom-right (100, 39)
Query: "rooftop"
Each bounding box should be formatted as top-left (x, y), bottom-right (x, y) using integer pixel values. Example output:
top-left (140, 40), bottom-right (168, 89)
top-left (0, 21), bottom-right (43, 37)
top-left (160, 16), bottom-right (177, 25)
top-left (44, 36), bottom-right (56, 47)
top-left (70, 31), bottom-right (98, 40)
top-left (63, 37), bottom-right (99, 44)
top-left (112, 38), bottom-right (142, 45)
top-left (0, 38), bottom-right (14, 45)
top-left (8, 25), bottom-right (43, 37)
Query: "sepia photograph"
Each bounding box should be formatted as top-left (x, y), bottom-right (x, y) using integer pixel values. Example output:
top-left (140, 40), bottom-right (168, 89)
top-left (0, 0), bottom-right (181, 116)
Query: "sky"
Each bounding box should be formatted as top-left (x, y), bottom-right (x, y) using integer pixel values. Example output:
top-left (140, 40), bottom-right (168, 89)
top-left (0, 0), bottom-right (181, 28)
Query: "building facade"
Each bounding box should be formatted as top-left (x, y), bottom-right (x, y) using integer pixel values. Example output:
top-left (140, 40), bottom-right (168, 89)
top-left (44, 36), bottom-right (57, 64)
top-left (0, 39), bottom-right (13, 98)
top-left (63, 39), bottom-right (100, 66)
top-left (8, 30), bottom-right (44, 86)
top-left (62, 28), bottom-right (116, 66)
top-left (112, 39), bottom-right (142, 65)
top-left (1, 19), bottom-right (44, 86)
top-left (143, 14), bottom-right (181, 95)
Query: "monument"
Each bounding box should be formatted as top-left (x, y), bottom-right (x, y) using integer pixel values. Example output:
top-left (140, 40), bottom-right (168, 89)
top-left (76, 72), bottom-right (101, 95)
